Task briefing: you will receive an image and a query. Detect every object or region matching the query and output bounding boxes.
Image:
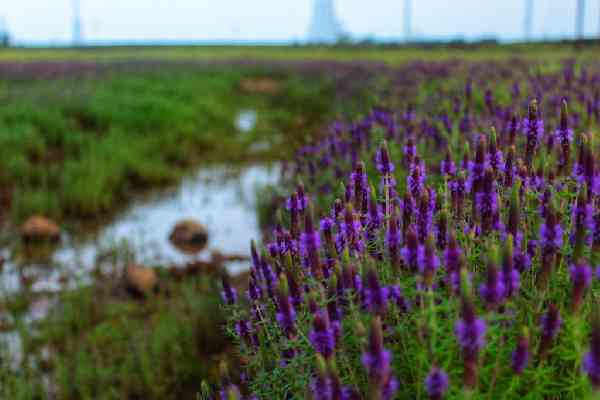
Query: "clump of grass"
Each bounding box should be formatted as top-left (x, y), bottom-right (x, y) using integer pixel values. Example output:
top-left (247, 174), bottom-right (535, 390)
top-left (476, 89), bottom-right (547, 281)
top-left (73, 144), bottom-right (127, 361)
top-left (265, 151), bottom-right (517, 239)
top-left (8, 268), bottom-right (233, 400)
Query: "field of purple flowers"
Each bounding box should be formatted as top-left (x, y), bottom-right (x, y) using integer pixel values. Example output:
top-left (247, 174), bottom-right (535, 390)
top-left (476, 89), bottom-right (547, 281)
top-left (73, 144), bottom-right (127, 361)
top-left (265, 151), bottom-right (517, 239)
top-left (222, 58), bottom-right (600, 399)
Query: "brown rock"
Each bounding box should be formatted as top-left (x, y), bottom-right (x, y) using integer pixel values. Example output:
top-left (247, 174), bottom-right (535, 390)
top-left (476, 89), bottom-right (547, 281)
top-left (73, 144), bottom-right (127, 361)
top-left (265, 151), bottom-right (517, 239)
top-left (125, 264), bottom-right (158, 296)
top-left (169, 219), bottom-right (209, 254)
top-left (21, 215), bottom-right (60, 243)
top-left (240, 77), bottom-right (281, 95)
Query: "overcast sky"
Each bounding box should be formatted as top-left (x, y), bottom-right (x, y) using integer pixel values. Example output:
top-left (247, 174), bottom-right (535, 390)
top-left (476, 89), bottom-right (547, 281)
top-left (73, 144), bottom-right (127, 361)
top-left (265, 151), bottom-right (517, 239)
top-left (1, 0), bottom-right (600, 44)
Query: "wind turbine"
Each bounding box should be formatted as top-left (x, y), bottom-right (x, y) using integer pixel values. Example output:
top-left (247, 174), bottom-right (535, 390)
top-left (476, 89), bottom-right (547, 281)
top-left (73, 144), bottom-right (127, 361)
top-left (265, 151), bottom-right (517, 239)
top-left (576, 0), bottom-right (585, 39)
top-left (404, 0), bottom-right (412, 42)
top-left (72, 0), bottom-right (82, 46)
top-left (524, 0), bottom-right (534, 41)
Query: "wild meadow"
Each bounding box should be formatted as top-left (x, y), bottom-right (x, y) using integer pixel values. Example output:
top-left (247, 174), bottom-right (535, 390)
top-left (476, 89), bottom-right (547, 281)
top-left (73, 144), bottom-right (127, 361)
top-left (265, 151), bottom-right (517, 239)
top-left (221, 53), bottom-right (600, 398)
top-left (0, 43), bottom-right (599, 399)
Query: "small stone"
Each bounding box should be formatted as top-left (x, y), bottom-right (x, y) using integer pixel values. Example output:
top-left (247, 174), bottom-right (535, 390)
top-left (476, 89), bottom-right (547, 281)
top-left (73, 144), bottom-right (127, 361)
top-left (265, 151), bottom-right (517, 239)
top-left (169, 219), bottom-right (209, 254)
top-left (21, 215), bottom-right (60, 243)
top-left (125, 264), bottom-right (158, 296)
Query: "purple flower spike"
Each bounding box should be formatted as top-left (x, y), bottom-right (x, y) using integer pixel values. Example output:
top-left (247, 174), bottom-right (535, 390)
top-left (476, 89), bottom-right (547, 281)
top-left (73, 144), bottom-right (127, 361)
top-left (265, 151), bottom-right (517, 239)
top-left (408, 158), bottom-right (426, 195)
top-left (275, 287), bottom-right (296, 338)
top-left (364, 268), bottom-right (389, 316)
top-left (479, 251), bottom-right (505, 310)
top-left (385, 211), bottom-right (402, 271)
top-left (309, 311), bottom-right (337, 359)
top-left (456, 296), bottom-right (486, 388)
top-left (556, 99), bottom-right (573, 169)
top-left (375, 143), bottom-right (395, 175)
top-left (425, 367), bottom-right (449, 400)
top-left (511, 329), bottom-right (530, 375)
top-left (362, 317), bottom-right (398, 400)
top-left (523, 99), bottom-right (543, 168)
top-left (389, 284), bottom-right (411, 313)
top-left (538, 304), bottom-right (561, 360)
top-left (569, 260), bottom-right (592, 313)
top-left (456, 313), bottom-right (487, 353)
top-left (440, 152), bottom-right (457, 176)
top-left (584, 318), bottom-right (600, 390)
top-left (538, 205), bottom-right (562, 289)
top-left (419, 236), bottom-right (440, 288)
top-left (300, 209), bottom-right (323, 279)
top-left (402, 227), bottom-right (423, 273)
top-left (221, 275), bottom-right (238, 305)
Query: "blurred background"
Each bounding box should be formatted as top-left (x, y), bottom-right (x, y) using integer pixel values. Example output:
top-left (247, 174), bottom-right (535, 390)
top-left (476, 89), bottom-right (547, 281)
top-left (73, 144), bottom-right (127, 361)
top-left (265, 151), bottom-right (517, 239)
top-left (1, 0), bottom-right (600, 47)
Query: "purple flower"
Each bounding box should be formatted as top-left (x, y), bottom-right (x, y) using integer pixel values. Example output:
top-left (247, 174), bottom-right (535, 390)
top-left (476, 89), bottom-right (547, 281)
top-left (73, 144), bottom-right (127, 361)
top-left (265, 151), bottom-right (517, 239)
top-left (363, 268), bottom-right (390, 315)
top-left (488, 150), bottom-right (504, 172)
top-left (375, 143), bottom-right (395, 175)
top-left (466, 137), bottom-right (488, 193)
top-left (479, 264), bottom-right (505, 310)
top-left (235, 319), bottom-right (258, 348)
top-left (570, 260), bottom-right (592, 312)
top-left (362, 317), bottom-right (398, 399)
top-left (440, 152), bottom-right (457, 176)
top-left (221, 276), bottom-right (238, 305)
top-left (502, 236), bottom-right (521, 298)
top-left (310, 375), bottom-right (333, 400)
top-left (401, 227), bottom-right (423, 272)
top-left (455, 314), bottom-right (486, 352)
top-left (456, 296), bottom-right (486, 388)
top-left (454, 300), bottom-right (486, 353)
top-left (419, 237), bottom-right (440, 287)
top-left (570, 261), bottom-right (593, 289)
top-left (246, 277), bottom-right (262, 302)
top-left (538, 304), bottom-right (561, 360)
top-left (475, 170), bottom-right (499, 233)
top-left (522, 100), bottom-right (543, 167)
top-left (385, 212), bottom-right (402, 270)
top-left (389, 284), bottom-right (410, 312)
top-left (385, 216), bottom-right (402, 250)
top-left (425, 367), bottom-right (449, 400)
top-left (584, 320), bottom-right (600, 389)
top-left (276, 290), bottom-right (296, 338)
top-left (511, 331), bottom-right (530, 375)
top-left (557, 99), bottom-right (573, 168)
top-left (539, 221), bottom-right (563, 253)
top-left (416, 189), bottom-right (434, 242)
top-left (350, 162), bottom-right (369, 207)
top-left (219, 384), bottom-right (242, 400)
top-left (444, 234), bottom-right (462, 272)
top-left (309, 311), bottom-right (337, 359)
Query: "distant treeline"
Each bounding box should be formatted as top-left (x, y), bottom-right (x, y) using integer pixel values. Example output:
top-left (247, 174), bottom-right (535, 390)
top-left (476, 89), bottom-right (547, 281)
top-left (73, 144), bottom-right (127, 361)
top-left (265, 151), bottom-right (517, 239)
top-left (297, 37), bottom-right (600, 50)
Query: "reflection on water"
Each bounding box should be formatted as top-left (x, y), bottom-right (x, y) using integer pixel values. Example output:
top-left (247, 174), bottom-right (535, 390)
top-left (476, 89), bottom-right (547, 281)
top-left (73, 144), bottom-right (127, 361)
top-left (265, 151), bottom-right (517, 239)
top-left (235, 110), bottom-right (258, 133)
top-left (1, 164), bottom-right (279, 294)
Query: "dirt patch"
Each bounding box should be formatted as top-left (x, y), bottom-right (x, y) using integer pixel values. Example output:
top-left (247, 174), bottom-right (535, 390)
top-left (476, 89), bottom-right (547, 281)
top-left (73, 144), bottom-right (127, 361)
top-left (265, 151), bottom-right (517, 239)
top-left (240, 77), bottom-right (282, 95)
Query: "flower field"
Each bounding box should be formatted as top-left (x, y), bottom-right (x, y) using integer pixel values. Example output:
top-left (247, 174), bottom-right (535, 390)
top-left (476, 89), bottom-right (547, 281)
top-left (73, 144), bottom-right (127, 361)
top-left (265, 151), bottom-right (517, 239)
top-left (222, 56), bottom-right (600, 399)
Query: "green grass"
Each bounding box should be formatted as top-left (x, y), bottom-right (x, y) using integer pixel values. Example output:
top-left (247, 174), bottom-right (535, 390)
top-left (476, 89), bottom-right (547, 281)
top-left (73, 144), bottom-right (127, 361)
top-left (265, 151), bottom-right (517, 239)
top-left (0, 42), bottom-right (599, 64)
top-left (0, 65), bottom-right (337, 223)
top-left (1, 265), bottom-right (236, 400)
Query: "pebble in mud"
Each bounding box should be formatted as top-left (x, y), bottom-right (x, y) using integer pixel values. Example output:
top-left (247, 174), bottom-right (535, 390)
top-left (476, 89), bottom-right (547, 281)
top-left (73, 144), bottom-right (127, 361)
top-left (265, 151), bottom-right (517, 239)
top-left (20, 215), bottom-right (61, 243)
top-left (168, 219), bottom-right (209, 254)
top-left (124, 264), bottom-right (158, 296)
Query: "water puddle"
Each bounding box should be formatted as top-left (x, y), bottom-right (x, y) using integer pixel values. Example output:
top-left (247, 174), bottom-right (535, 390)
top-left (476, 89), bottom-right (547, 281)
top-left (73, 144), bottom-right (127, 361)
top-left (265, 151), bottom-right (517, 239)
top-left (235, 110), bottom-right (258, 133)
top-left (1, 164), bottom-right (280, 295)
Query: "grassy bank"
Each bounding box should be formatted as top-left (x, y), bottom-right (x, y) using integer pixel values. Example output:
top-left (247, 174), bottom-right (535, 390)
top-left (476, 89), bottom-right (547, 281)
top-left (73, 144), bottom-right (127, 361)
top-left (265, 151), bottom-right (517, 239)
top-left (0, 64), bottom-right (340, 223)
top-left (1, 42), bottom-right (599, 64)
